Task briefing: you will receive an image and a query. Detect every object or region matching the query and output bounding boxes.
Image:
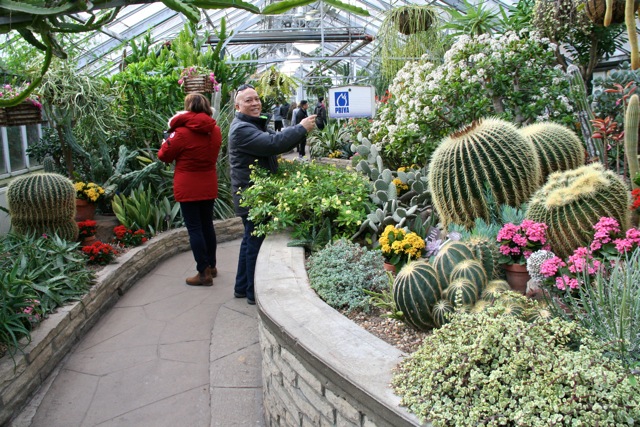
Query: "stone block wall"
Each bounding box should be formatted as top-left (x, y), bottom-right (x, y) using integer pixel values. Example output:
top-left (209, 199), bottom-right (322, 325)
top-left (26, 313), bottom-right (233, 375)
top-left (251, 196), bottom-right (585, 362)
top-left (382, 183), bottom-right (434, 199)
top-left (0, 218), bottom-right (243, 425)
top-left (255, 234), bottom-right (428, 427)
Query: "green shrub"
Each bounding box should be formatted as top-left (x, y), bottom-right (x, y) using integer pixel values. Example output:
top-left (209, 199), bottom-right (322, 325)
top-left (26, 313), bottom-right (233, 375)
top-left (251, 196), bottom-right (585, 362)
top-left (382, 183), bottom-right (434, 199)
top-left (242, 160), bottom-right (373, 244)
top-left (393, 307), bottom-right (640, 426)
top-left (307, 239), bottom-right (388, 313)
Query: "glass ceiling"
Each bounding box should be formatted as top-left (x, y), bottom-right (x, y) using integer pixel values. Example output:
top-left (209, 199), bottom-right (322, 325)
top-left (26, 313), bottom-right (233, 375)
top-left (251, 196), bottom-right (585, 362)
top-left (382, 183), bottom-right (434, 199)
top-left (0, 0), bottom-right (634, 84)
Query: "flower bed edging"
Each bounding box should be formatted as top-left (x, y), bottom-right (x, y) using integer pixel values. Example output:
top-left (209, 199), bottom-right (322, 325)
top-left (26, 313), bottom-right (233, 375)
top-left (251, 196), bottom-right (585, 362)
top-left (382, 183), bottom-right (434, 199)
top-left (0, 217), bottom-right (244, 425)
top-left (256, 233), bottom-right (429, 427)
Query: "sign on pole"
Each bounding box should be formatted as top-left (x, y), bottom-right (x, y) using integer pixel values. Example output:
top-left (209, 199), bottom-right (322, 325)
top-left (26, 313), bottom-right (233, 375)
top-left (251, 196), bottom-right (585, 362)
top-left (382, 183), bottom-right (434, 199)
top-left (328, 85), bottom-right (376, 119)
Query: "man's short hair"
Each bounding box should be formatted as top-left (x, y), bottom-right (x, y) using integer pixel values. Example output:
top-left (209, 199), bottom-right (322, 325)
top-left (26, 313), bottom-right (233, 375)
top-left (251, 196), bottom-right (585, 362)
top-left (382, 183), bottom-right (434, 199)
top-left (318, 97), bottom-right (324, 102)
top-left (299, 100), bottom-right (308, 106)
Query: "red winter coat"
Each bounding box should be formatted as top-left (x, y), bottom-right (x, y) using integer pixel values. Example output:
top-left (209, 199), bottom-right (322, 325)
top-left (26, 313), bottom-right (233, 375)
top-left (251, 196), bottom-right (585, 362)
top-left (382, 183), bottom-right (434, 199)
top-left (157, 111), bottom-right (221, 202)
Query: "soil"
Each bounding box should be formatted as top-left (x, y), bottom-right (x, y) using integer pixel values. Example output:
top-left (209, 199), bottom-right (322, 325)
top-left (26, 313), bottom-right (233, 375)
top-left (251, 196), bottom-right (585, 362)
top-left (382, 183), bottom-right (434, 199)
top-left (340, 306), bottom-right (430, 354)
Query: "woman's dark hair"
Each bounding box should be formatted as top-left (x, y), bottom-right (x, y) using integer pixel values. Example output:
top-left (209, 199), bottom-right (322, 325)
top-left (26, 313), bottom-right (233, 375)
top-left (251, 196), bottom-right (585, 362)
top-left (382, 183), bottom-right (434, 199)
top-left (184, 93), bottom-right (212, 115)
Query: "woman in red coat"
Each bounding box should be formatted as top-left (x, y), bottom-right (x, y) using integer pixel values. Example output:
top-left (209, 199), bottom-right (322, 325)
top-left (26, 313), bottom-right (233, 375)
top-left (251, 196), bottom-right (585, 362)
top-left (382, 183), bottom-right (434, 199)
top-left (158, 93), bottom-right (222, 286)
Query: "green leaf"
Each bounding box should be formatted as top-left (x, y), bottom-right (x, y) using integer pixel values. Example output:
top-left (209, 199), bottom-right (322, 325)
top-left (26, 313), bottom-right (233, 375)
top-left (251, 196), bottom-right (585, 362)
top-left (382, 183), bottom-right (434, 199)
top-left (261, 0), bottom-right (316, 15)
top-left (322, 0), bottom-right (369, 16)
top-left (194, 0), bottom-right (260, 13)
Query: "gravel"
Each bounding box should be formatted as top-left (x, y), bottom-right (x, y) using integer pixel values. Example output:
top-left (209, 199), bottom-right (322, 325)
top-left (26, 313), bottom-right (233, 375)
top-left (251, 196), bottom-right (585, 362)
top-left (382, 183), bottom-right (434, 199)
top-left (341, 306), bottom-right (430, 354)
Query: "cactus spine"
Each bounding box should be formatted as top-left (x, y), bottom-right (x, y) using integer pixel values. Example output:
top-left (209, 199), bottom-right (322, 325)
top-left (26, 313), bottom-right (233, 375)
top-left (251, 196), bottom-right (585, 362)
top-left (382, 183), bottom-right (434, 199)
top-left (625, 94), bottom-right (640, 189)
top-left (43, 155), bottom-right (56, 173)
top-left (428, 118), bottom-right (541, 228)
top-left (519, 122), bottom-right (585, 184)
top-left (7, 173), bottom-right (78, 241)
top-left (525, 163), bottom-right (630, 258)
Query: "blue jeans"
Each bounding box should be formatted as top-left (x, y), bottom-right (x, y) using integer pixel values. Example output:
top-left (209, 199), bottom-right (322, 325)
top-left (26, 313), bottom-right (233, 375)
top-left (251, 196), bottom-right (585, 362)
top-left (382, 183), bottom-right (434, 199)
top-left (180, 200), bottom-right (217, 274)
top-left (234, 215), bottom-right (265, 300)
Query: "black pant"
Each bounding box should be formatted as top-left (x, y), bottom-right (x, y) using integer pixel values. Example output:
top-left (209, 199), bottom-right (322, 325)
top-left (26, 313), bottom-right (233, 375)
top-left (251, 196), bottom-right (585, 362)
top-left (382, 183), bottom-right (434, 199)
top-left (180, 199), bottom-right (217, 274)
top-left (234, 215), bottom-right (265, 301)
top-left (298, 138), bottom-right (306, 156)
top-left (274, 120), bottom-right (283, 132)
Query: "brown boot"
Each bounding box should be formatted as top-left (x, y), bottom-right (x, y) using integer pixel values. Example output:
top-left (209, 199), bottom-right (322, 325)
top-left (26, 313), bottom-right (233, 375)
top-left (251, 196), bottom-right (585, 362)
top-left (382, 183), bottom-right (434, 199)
top-left (185, 270), bottom-right (213, 286)
top-left (207, 266), bottom-right (218, 278)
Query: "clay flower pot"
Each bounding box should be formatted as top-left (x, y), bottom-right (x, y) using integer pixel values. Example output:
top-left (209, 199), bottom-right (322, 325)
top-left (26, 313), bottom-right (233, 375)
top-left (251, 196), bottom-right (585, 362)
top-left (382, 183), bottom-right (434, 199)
top-left (75, 199), bottom-right (97, 221)
top-left (502, 263), bottom-right (530, 295)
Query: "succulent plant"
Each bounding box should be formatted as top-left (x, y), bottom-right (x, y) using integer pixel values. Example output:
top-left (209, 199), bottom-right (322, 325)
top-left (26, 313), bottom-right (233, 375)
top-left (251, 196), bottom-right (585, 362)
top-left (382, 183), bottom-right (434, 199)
top-left (428, 118), bottom-right (541, 228)
top-left (625, 94), bottom-right (640, 189)
top-left (566, 64), bottom-right (598, 160)
top-left (525, 163), bottom-right (630, 258)
top-left (449, 259), bottom-right (487, 292)
top-left (519, 122), bottom-right (585, 183)
top-left (443, 277), bottom-right (480, 306)
top-left (7, 173), bottom-right (78, 241)
top-left (433, 241), bottom-right (476, 283)
top-left (393, 260), bottom-right (445, 331)
top-left (464, 237), bottom-right (501, 280)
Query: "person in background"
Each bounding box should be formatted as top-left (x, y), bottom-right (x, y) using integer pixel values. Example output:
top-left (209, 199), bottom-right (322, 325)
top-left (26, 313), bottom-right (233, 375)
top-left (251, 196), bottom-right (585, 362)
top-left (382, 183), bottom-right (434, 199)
top-left (229, 84), bottom-right (316, 305)
top-left (294, 100), bottom-right (309, 159)
top-left (158, 93), bottom-right (221, 287)
top-left (314, 96), bottom-right (327, 130)
top-left (280, 101), bottom-right (291, 127)
top-left (272, 102), bottom-right (283, 132)
top-left (290, 102), bottom-right (300, 126)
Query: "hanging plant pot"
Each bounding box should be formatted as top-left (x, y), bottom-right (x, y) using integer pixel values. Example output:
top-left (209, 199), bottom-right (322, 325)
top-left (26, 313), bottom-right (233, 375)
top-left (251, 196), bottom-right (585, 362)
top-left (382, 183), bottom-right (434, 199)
top-left (182, 75), bottom-right (214, 94)
top-left (584, 0), bottom-right (635, 25)
top-left (0, 101), bottom-right (44, 127)
top-left (394, 8), bottom-right (434, 35)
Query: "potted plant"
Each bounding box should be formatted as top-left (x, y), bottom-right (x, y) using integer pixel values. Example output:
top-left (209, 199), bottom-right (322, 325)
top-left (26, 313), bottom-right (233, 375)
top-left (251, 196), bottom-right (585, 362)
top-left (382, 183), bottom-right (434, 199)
top-left (178, 66), bottom-right (220, 94)
top-left (77, 219), bottom-right (98, 246)
top-left (0, 83), bottom-right (44, 127)
top-left (378, 224), bottom-right (426, 273)
top-left (496, 220), bottom-right (549, 293)
top-left (74, 181), bottom-right (105, 221)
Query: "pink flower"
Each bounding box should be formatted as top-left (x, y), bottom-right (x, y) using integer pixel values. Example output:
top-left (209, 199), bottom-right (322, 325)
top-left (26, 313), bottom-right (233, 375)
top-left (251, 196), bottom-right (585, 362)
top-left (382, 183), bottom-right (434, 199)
top-left (4, 84), bottom-right (10, 90)
top-left (178, 78), bottom-right (184, 85)
top-left (625, 228), bottom-right (640, 245)
top-left (540, 256), bottom-right (565, 277)
top-left (614, 238), bottom-right (633, 253)
top-left (497, 223), bottom-right (519, 241)
top-left (556, 275), bottom-right (579, 290)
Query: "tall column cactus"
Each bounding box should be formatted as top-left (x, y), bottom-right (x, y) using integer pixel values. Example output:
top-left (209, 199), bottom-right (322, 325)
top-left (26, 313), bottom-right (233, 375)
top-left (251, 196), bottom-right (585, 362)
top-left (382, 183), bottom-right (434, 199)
top-left (7, 173), bottom-right (79, 241)
top-left (428, 118), bottom-right (541, 228)
top-left (519, 122), bottom-right (585, 184)
top-left (567, 65), bottom-right (598, 160)
top-left (525, 163), bottom-right (630, 258)
top-left (625, 94), bottom-right (640, 189)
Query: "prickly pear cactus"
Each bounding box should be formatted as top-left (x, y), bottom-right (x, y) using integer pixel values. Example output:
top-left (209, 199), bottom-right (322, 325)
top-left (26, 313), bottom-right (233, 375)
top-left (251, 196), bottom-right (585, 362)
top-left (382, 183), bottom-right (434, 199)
top-left (519, 122), bottom-right (585, 184)
top-left (7, 173), bottom-right (79, 241)
top-left (428, 118), bottom-right (541, 228)
top-left (525, 163), bottom-right (630, 258)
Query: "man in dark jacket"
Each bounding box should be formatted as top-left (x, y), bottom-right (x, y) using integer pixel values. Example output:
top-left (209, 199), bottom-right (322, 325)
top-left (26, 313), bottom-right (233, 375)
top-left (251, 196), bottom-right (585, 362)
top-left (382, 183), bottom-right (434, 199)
top-left (229, 84), bottom-right (316, 304)
top-left (314, 97), bottom-right (327, 130)
top-left (293, 100), bottom-right (309, 159)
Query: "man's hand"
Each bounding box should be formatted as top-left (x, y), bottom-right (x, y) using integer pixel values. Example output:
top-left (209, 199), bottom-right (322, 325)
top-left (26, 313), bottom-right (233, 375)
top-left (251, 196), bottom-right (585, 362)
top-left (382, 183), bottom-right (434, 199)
top-left (300, 115), bottom-right (317, 132)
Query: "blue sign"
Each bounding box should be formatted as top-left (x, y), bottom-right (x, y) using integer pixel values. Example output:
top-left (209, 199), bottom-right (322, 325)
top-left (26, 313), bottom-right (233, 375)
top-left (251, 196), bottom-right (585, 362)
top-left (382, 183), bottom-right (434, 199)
top-left (334, 91), bottom-right (349, 114)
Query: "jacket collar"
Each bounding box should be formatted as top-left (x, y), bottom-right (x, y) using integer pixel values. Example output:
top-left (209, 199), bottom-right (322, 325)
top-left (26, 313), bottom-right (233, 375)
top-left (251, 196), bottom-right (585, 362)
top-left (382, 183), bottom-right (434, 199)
top-left (235, 112), bottom-right (270, 128)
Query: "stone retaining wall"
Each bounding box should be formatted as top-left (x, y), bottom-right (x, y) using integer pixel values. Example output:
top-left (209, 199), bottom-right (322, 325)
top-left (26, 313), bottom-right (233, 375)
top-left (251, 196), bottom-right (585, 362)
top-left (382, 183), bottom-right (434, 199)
top-left (0, 218), bottom-right (244, 425)
top-left (256, 234), bottom-right (429, 427)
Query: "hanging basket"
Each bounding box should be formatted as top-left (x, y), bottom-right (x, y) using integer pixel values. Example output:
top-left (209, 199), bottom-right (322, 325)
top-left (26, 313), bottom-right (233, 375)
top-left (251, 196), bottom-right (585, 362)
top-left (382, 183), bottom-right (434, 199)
top-left (0, 101), bottom-right (44, 127)
top-left (584, 0), bottom-right (635, 25)
top-left (182, 75), bottom-right (214, 94)
top-left (394, 8), bottom-right (434, 36)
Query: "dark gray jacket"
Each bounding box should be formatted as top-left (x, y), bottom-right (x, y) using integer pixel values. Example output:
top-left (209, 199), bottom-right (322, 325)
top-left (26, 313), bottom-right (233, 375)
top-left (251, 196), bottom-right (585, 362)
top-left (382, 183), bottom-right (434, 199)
top-left (229, 112), bottom-right (307, 216)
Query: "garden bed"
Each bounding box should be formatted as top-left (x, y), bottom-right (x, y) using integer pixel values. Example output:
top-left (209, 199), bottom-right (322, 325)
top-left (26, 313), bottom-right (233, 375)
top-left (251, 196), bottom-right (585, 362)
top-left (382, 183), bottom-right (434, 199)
top-left (255, 233), bottom-right (428, 427)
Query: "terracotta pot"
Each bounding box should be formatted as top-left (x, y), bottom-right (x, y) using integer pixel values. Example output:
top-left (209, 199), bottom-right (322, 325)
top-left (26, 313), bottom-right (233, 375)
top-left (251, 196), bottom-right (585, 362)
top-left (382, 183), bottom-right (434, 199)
top-left (383, 262), bottom-right (397, 274)
top-left (502, 263), bottom-right (530, 295)
top-left (81, 235), bottom-right (97, 247)
top-left (75, 199), bottom-right (97, 221)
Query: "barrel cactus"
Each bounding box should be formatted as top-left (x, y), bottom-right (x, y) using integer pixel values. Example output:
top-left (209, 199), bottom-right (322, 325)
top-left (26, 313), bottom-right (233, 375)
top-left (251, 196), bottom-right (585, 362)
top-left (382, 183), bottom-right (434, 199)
top-left (7, 173), bottom-right (79, 241)
top-left (433, 240), bottom-right (475, 283)
top-left (525, 163), bottom-right (630, 258)
top-left (393, 260), bottom-right (445, 331)
top-left (519, 122), bottom-right (585, 184)
top-left (449, 259), bottom-right (487, 291)
top-left (428, 118), bottom-right (541, 228)
top-left (443, 277), bottom-right (480, 306)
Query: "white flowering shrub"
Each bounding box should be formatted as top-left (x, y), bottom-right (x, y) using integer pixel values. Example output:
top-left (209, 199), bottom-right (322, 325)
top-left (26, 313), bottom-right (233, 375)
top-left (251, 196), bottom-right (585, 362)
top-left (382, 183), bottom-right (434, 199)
top-left (370, 30), bottom-right (578, 168)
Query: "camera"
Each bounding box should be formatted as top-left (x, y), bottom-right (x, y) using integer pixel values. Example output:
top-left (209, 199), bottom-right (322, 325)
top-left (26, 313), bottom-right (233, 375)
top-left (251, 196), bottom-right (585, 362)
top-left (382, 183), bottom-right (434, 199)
top-left (162, 130), bottom-right (170, 140)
